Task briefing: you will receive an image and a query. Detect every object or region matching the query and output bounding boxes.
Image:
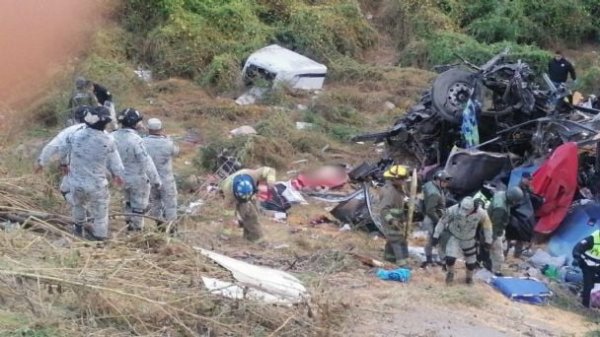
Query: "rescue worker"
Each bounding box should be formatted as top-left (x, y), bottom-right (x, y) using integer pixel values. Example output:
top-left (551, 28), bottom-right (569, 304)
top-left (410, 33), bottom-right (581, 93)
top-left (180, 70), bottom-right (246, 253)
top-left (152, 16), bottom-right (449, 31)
top-left (220, 166), bottom-right (277, 242)
top-left (68, 77), bottom-right (98, 125)
top-left (35, 106), bottom-right (91, 204)
top-left (488, 187), bottom-right (524, 275)
top-left (143, 118), bottom-right (179, 232)
top-left (573, 229), bottom-right (600, 308)
top-left (511, 172), bottom-right (542, 258)
top-left (548, 50), bottom-right (576, 87)
top-left (380, 165), bottom-right (411, 266)
top-left (519, 172), bottom-right (543, 210)
top-left (112, 109), bottom-right (161, 232)
top-left (92, 82), bottom-right (118, 130)
top-left (421, 170), bottom-right (452, 268)
top-left (60, 106), bottom-right (124, 241)
top-left (433, 196), bottom-right (493, 285)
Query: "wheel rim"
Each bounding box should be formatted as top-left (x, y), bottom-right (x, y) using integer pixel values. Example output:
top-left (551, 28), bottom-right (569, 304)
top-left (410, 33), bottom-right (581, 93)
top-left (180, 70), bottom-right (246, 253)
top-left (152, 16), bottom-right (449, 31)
top-left (447, 82), bottom-right (472, 111)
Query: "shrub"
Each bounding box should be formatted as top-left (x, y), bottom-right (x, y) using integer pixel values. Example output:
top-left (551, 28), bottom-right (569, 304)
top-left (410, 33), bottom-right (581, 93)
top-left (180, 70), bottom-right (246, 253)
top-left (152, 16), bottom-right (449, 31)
top-left (400, 32), bottom-right (552, 75)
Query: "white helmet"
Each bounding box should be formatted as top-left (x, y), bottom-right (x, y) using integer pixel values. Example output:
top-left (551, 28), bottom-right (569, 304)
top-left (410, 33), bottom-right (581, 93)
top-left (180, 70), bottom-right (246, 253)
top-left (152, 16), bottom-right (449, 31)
top-left (459, 196), bottom-right (475, 215)
top-left (147, 118), bottom-right (162, 131)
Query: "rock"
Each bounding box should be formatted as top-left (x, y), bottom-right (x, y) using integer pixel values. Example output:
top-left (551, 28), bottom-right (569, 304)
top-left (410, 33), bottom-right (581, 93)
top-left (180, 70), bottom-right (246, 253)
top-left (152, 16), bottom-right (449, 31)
top-left (383, 101), bottom-right (396, 111)
top-left (229, 125), bottom-right (257, 137)
top-left (296, 104), bottom-right (308, 111)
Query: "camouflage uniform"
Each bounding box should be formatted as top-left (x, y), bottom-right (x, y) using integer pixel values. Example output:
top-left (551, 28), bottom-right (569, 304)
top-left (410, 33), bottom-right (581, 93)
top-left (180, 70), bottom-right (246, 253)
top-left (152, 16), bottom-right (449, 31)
top-left (379, 181), bottom-right (409, 265)
top-left (113, 128), bottom-right (161, 230)
top-left (434, 203), bottom-right (493, 283)
top-left (488, 191), bottom-right (510, 274)
top-left (220, 167), bottom-right (277, 242)
top-left (61, 127), bottom-right (124, 240)
top-left (36, 123), bottom-right (86, 205)
top-left (422, 180), bottom-right (447, 262)
top-left (143, 134), bottom-right (179, 225)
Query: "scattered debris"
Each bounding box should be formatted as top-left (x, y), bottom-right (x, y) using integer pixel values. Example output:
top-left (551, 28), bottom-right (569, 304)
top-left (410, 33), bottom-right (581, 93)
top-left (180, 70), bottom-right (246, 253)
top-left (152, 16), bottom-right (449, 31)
top-left (309, 215), bottom-right (334, 226)
top-left (528, 249), bottom-right (566, 270)
top-left (383, 101), bottom-right (396, 111)
top-left (474, 269), bottom-right (495, 283)
top-left (229, 125), bottom-right (257, 137)
top-left (195, 248), bottom-right (308, 305)
top-left (185, 199), bottom-right (204, 215)
top-left (235, 86), bottom-right (268, 105)
top-left (133, 68), bottom-right (152, 82)
top-left (350, 253), bottom-right (390, 268)
top-left (201, 277), bottom-right (295, 306)
top-left (339, 224), bottom-right (351, 232)
top-left (295, 121), bottom-right (315, 130)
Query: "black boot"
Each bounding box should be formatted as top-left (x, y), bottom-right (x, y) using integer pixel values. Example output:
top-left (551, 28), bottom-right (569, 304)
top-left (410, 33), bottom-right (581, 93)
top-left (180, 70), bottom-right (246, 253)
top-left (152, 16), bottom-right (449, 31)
top-left (445, 272), bottom-right (454, 285)
top-left (420, 255), bottom-right (433, 269)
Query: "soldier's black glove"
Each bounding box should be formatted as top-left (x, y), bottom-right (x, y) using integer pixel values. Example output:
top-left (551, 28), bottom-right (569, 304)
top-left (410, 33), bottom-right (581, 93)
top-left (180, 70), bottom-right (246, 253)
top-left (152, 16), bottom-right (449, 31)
top-left (483, 242), bottom-right (492, 251)
top-left (431, 237), bottom-right (439, 246)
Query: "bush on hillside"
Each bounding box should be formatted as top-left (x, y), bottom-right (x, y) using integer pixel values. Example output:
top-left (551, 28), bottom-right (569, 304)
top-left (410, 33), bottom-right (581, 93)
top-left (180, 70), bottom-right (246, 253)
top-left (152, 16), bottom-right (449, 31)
top-left (400, 32), bottom-right (552, 75)
top-left (458, 0), bottom-right (596, 47)
top-left (123, 0), bottom-right (376, 93)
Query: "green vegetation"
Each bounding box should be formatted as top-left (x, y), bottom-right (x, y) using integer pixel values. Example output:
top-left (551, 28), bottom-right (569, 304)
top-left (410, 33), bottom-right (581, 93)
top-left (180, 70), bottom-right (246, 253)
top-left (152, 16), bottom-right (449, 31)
top-left (122, 0), bottom-right (376, 92)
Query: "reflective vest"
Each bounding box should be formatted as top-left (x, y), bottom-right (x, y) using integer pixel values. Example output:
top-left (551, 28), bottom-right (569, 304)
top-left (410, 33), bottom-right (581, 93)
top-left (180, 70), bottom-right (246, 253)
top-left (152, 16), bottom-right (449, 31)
top-left (585, 230), bottom-right (600, 260)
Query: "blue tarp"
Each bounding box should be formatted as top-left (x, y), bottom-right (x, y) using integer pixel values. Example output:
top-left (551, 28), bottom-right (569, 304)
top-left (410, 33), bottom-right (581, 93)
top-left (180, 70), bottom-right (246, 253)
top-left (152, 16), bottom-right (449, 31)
top-left (548, 202), bottom-right (600, 264)
top-left (491, 277), bottom-right (552, 305)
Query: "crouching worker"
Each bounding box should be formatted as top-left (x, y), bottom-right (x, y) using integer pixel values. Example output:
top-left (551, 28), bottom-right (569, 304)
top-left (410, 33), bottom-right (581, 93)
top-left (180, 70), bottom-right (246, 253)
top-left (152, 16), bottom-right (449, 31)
top-left (219, 167), bottom-right (276, 242)
top-left (433, 196), bottom-right (493, 285)
top-left (380, 165), bottom-right (411, 267)
top-left (573, 229), bottom-right (600, 308)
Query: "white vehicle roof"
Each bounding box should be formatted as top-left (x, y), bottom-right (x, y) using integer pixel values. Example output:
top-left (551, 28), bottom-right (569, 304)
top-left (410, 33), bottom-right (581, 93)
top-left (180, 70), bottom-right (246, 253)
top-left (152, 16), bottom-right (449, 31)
top-left (244, 44), bottom-right (327, 74)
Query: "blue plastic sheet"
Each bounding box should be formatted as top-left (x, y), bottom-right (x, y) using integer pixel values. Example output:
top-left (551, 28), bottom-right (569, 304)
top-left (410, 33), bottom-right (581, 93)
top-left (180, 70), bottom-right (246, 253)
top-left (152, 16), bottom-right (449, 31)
top-left (376, 268), bottom-right (411, 282)
top-left (491, 277), bottom-right (552, 305)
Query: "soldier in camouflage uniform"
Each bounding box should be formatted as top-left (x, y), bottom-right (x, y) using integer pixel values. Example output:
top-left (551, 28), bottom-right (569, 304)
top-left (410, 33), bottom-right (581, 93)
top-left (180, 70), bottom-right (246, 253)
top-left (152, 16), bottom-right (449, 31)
top-left (112, 109), bottom-right (161, 231)
top-left (68, 77), bottom-right (98, 125)
top-left (380, 165), bottom-right (411, 266)
top-left (433, 196), bottom-right (493, 284)
top-left (143, 118), bottom-right (179, 232)
top-left (421, 170), bottom-right (451, 268)
top-left (488, 186), bottom-right (524, 275)
top-left (35, 106), bottom-right (91, 205)
top-left (61, 106), bottom-right (124, 241)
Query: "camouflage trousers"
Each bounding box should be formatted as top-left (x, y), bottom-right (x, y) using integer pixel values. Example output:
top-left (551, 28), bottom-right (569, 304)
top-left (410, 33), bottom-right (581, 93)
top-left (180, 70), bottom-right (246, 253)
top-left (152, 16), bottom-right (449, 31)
top-left (123, 177), bottom-right (151, 230)
top-left (236, 200), bottom-right (263, 242)
top-left (60, 175), bottom-right (73, 206)
top-left (423, 216), bottom-right (449, 261)
top-left (71, 185), bottom-right (110, 239)
top-left (446, 236), bottom-right (478, 265)
top-left (490, 235), bottom-right (505, 274)
top-left (383, 219), bottom-right (409, 264)
top-left (149, 180), bottom-right (178, 222)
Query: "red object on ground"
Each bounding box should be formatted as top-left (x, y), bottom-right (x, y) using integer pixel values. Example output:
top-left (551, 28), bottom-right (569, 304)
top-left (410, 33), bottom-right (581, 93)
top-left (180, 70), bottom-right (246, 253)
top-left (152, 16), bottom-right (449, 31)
top-left (531, 142), bottom-right (579, 234)
top-left (291, 166), bottom-right (348, 191)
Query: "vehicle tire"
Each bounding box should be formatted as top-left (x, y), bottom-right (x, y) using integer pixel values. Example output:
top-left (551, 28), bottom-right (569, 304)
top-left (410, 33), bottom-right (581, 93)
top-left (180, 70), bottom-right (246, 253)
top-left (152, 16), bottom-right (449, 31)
top-left (431, 68), bottom-right (482, 124)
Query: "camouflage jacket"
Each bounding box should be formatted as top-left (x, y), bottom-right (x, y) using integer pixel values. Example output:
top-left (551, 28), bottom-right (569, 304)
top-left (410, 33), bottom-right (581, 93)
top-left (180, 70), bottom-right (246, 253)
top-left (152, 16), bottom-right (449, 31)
top-left (112, 128), bottom-right (160, 186)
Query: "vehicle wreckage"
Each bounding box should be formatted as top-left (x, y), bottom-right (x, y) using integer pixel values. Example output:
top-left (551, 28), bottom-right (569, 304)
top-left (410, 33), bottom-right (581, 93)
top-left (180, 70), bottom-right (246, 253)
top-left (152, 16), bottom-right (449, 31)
top-left (327, 48), bottom-right (600, 248)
